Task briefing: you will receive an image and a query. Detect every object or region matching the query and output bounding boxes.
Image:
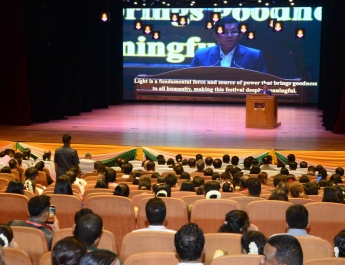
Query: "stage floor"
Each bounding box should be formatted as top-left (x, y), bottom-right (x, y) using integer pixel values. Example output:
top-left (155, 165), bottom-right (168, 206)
top-left (1, 102), bottom-right (345, 150)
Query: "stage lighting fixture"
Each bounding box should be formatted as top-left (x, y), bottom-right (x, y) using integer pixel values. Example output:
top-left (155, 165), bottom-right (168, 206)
top-left (152, 31), bottom-right (161, 40)
top-left (273, 21), bottom-right (283, 32)
top-left (295, 28), bottom-right (306, 39)
top-left (134, 20), bottom-right (142, 30)
top-left (247, 31), bottom-right (255, 40)
top-left (170, 12), bottom-right (179, 22)
top-left (178, 16), bottom-right (187, 26)
top-left (100, 12), bottom-right (110, 22)
top-left (211, 12), bottom-right (221, 22)
top-left (143, 24), bottom-right (153, 35)
top-left (205, 20), bottom-right (214, 30)
top-left (239, 23), bottom-right (248, 33)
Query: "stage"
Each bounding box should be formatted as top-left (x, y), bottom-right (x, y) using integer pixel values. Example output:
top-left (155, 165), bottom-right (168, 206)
top-left (0, 102), bottom-right (344, 150)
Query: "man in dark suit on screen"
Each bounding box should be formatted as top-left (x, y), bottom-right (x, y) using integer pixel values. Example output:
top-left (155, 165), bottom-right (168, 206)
top-left (259, 84), bottom-right (272, 95)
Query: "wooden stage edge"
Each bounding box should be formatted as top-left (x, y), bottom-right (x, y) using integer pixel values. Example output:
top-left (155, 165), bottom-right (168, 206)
top-left (1, 102), bottom-right (345, 151)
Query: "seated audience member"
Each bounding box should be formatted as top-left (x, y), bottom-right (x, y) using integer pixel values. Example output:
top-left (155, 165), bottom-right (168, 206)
top-left (334, 230), bottom-right (345, 258)
top-left (286, 175), bottom-right (297, 182)
top-left (151, 172), bottom-right (160, 179)
top-left (239, 174), bottom-right (250, 192)
top-left (138, 175), bottom-right (151, 190)
top-left (8, 158), bottom-right (24, 181)
top-left (79, 250), bottom-right (121, 265)
top-left (204, 180), bottom-right (221, 199)
top-left (250, 165), bottom-right (261, 174)
top-left (269, 188), bottom-right (289, 201)
top-left (23, 167), bottom-right (42, 194)
top-left (219, 210), bottom-right (258, 233)
top-left (68, 165), bottom-right (87, 192)
top-left (74, 213), bottom-right (103, 251)
top-left (157, 156), bottom-right (166, 166)
top-left (187, 158), bottom-right (196, 169)
top-left (232, 171), bottom-right (243, 191)
top-left (204, 168), bottom-right (214, 177)
top-left (289, 162), bottom-right (298, 171)
top-left (205, 157), bottom-right (213, 168)
top-left (299, 161), bottom-right (308, 168)
top-left (303, 165), bottom-right (316, 177)
top-left (260, 234), bottom-right (303, 265)
top-left (134, 198), bottom-right (176, 233)
top-left (285, 204), bottom-right (318, 237)
top-left (322, 185), bottom-right (344, 203)
top-left (196, 185), bottom-right (205, 195)
top-left (329, 174), bottom-right (343, 185)
top-left (193, 176), bottom-right (204, 187)
top-left (54, 175), bottom-right (73, 195)
top-left (145, 161), bottom-right (156, 174)
top-left (0, 225), bottom-right (18, 248)
top-left (104, 168), bottom-right (117, 188)
top-left (0, 166), bottom-right (11, 173)
top-left (288, 181), bottom-right (305, 198)
top-left (241, 231), bottom-right (267, 255)
top-left (212, 172), bottom-right (220, 181)
top-left (0, 149), bottom-right (14, 166)
top-left (175, 223), bottom-right (204, 265)
top-left (318, 168), bottom-right (328, 180)
top-left (8, 195), bottom-right (59, 249)
top-left (299, 175), bottom-right (310, 184)
top-left (6, 179), bottom-right (24, 194)
top-left (280, 167), bottom-right (289, 176)
top-left (52, 236), bottom-right (87, 265)
top-left (273, 174), bottom-right (286, 187)
top-left (231, 156), bottom-right (239, 167)
top-left (128, 169), bottom-right (144, 185)
top-left (287, 154), bottom-right (296, 163)
top-left (180, 172), bottom-right (191, 180)
top-left (195, 159), bottom-right (205, 173)
top-left (336, 167), bottom-right (344, 177)
top-left (242, 157), bottom-right (252, 171)
top-left (165, 174), bottom-right (178, 188)
top-left (318, 179), bottom-right (329, 187)
top-left (154, 183), bottom-right (171, 197)
top-left (222, 154), bottom-right (230, 166)
top-left (303, 182), bottom-right (319, 195)
top-left (113, 183), bottom-right (130, 197)
top-left (213, 158), bottom-right (222, 170)
top-left (166, 158), bottom-right (175, 168)
top-left (35, 161), bottom-right (54, 185)
top-left (180, 180), bottom-right (195, 192)
top-left (247, 177), bottom-right (261, 197)
top-left (174, 164), bottom-right (184, 176)
top-left (182, 159), bottom-right (188, 166)
top-left (260, 156), bottom-right (276, 171)
top-left (121, 163), bottom-right (133, 179)
top-left (43, 149), bottom-right (52, 161)
top-left (222, 182), bottom-right (233, 192)
top-left (258, 172), bottom-right (268, 185)
top-left (95, 178), bottom-right (109, 189)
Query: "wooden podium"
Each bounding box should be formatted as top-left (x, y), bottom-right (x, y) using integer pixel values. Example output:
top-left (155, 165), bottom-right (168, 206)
top-left (246, 94), bottom-right (281, 128)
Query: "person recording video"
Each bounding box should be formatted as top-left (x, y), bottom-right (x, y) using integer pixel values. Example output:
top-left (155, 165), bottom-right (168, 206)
top-left (190, 16), bottom-right (267, 73)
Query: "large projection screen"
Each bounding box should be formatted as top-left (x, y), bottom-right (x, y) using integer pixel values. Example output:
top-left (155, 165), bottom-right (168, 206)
top-left (123, 7), bottom-right (321, 104)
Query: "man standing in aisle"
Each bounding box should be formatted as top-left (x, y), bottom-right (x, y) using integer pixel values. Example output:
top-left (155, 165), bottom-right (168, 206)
top-left (54, 134), bottom-right (79, 178)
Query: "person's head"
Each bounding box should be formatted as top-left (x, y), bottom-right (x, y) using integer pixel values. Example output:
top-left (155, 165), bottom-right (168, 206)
top-left (43, 150), bottom-right (52, 161)
top-left (93, 161), bottom-right (103, 171)
top-left (214, 17), bottom-right (242, 54)
top-left (286, 204), bottom-right (309, 230)
top-left (288, 181), bottom-right (304, 198)
top-left (219, 210), bottom-right (250, 233)
top-left (196, 159), bottom-right (205, 171)
top-left (8, 159), bottom-right (18, 169)
top-left (180, 172), bottom-right (191, 180)
top-left (241, 231), bottom-right (267, 255)
top-left (212, 172), bottom-right (220, 181)
top-left (303, 182), bottom-right (319, 195)
top-left (165, 174), bottom-right (177, 187)
top-left (231, 156), bottom-right (239, 166)
top-left (298, 175), bottom-right (310, 184)
top-left (157, 157), bottom-right (166, 165)
top-left (174, 164), bottom-right (184, 175)
top-left (243, 157), bottom-right (252, 169)
top-left (175, 223), bottom-right (205, 262)
top-left (205, 157), bottom-right (213, 166)
top-left (54, 175), bottom-right (73, 195)
top-left (96, 165), bottom-right (106, 176)
top-left (122, 163), bottom-right (133, 174)
top-left (25, 167), bottom-right (39, 180)
top-left (334, 230), bottom-right (345, 258)
top-left (68, 165), bottom-right (82, 179)
top-left (145, 197), bottom-right (166, 225)
top-left (268, 189), bottom-right (289, 201)
top-left (146, 161), bottom-right (155, 171)
top-left (213, 158), bottom-right (222, 169)
top-left (322, 185), bottom-right (344, 203)
top-left (95, 178), bottom-right (109, 189)
top-left (260, 234), bottom-right (303, 265)
top-left (113, 183), bottom-right (130, 197)
top-left (193, 176), bottom-right (204, 187)
top-left (240, 174), bottom-right (250, 189)
top-left (62, 134), bottom-right (72, 145)
top-left (287, 154), bottom-right (296, 163)
top-left (188, 158), bottom-right (196, 168)
top-left (74, 213), bottom-right (103, 247)
top-left (336, 167), bottom-right (344, 177)
top-left (6, 179), bottom-right (24, 194)
top-left (204, 180), bottom-right (221, 198)
top-left (104, 168), bottom-right (116, 184)
top-left (175, 154), bottom-right (182, 163)
top-left (0, 166), bottom-right (11, 173)
top-left (195, 154), bottom-right (203, 161)
top-left (280, 167), bottom-right (289, 176)
top-left (261, 156), bottom-right (271, 165)
top-left (52, 236), bottom-right (87, 265)
top-left (299, 161), bottom-right (308, 168)
top-left (79, 250), bottom-right (120, 265)
top-left (34, 161), bottom-right (45, 171)
top-left (204, 167), bottom-right (214, 176)
top-left (139, 179), bottom-right (151, 190)
top-left (223, 154), bottom-right (230, 164)
top-left (0, 225), bottom-right (14, 247)
top-left (273, 174), bottom-right (286, 187)
top-left (74, 208), bottom-right (94, 224)
top-left (318, 168), bottom-right (328, 179)
top-left (250, 165), bottom-right (261, 174)
top-left (154, 183), bottom-right (171, 197)
top-left (330, 174), bottom-right (343, 185)
top-left (166, 158), bottom-right (175, 167)
top-left (180, 180), bottom-right (195, 192)
top-left (258, 172), bottom-right (268, 185)
top-left (247, 177), bottom-right (261, 196)
top-left (28, 195), bottom-right (51, 220)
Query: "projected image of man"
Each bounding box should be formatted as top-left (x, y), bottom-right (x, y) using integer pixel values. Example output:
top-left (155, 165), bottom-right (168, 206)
top-left (191, 17), bottom-right (267, 73)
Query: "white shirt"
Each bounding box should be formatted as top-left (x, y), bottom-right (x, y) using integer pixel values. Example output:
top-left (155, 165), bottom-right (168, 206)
top-left (134, 225), bottom-right (176, 233)
top-left (220, 48), bottom-right (235, 67)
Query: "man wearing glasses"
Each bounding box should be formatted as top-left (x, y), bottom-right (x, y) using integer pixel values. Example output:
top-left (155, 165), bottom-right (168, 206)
top-left (191, 17), bottom-right (267, 73)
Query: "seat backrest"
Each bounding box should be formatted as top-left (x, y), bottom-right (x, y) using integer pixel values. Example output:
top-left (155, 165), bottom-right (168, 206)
top-left (180, 195), bottom-right (204, 206)
top-left (123, 251), bottom-right (179, 265)
top-left (0, 178), bottom-right (9, 189)
top-left (37, 171), bottom-right (48, 187)
top-left (23, 190), bottom-right (36, 200)
top-left (247, 200), bottom-right (293, 238)
top-left (52, 228), bottom-right (118, 254)
top-left (84, 195), bottom-right (136, 253)
top-left (171, 191), bottom-right (196, 198)
top-left (204, 233), bottom-right (242, 265)
top-left (305, 202), bottom-right (345, 245)
top-left (190, 199), bottom-right (241, 233)
top-left (295, 236), bottom-right (333, 262)
top-left (306, 195), bottom-right (323, 202)
top-left (82, 188), bottom-right (114, 199)
top-left (0, 173), bottom-right (15, 182)
top-left (229, 196), bottom-right (265, 212)
top-left (129, 189), bottom-right (153, 198)
top-left (288, 198), bottom-right (315, 205)
top-left (11, 226), bottom-right (49, 265)
top-left (219, 192), bottom-right (244, 199)
top-left (48, 194), bottom-right (82, 229)
top-left (136, 197), bottom-right (188, 231)
top-left (303, 257), bottom-right (345, 265)
top-left (131, 193), bottom-right (154, 209)
top-left (0, 193), bottom-right (29, 224)
top-left (155, 168), bottom-right (173, 175)
top-left (39, 251), bottom-right (52, 265)
top-left (10, 170), bottom-right (22, 181)
top-left (3, 247), bottom-right (32, 265)
top-left (210, 254), bottom-right (263, 265)
top-left (120, 231), bottom-right (175, 262)
top-left (84, 174), bottom-right (101, 182)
